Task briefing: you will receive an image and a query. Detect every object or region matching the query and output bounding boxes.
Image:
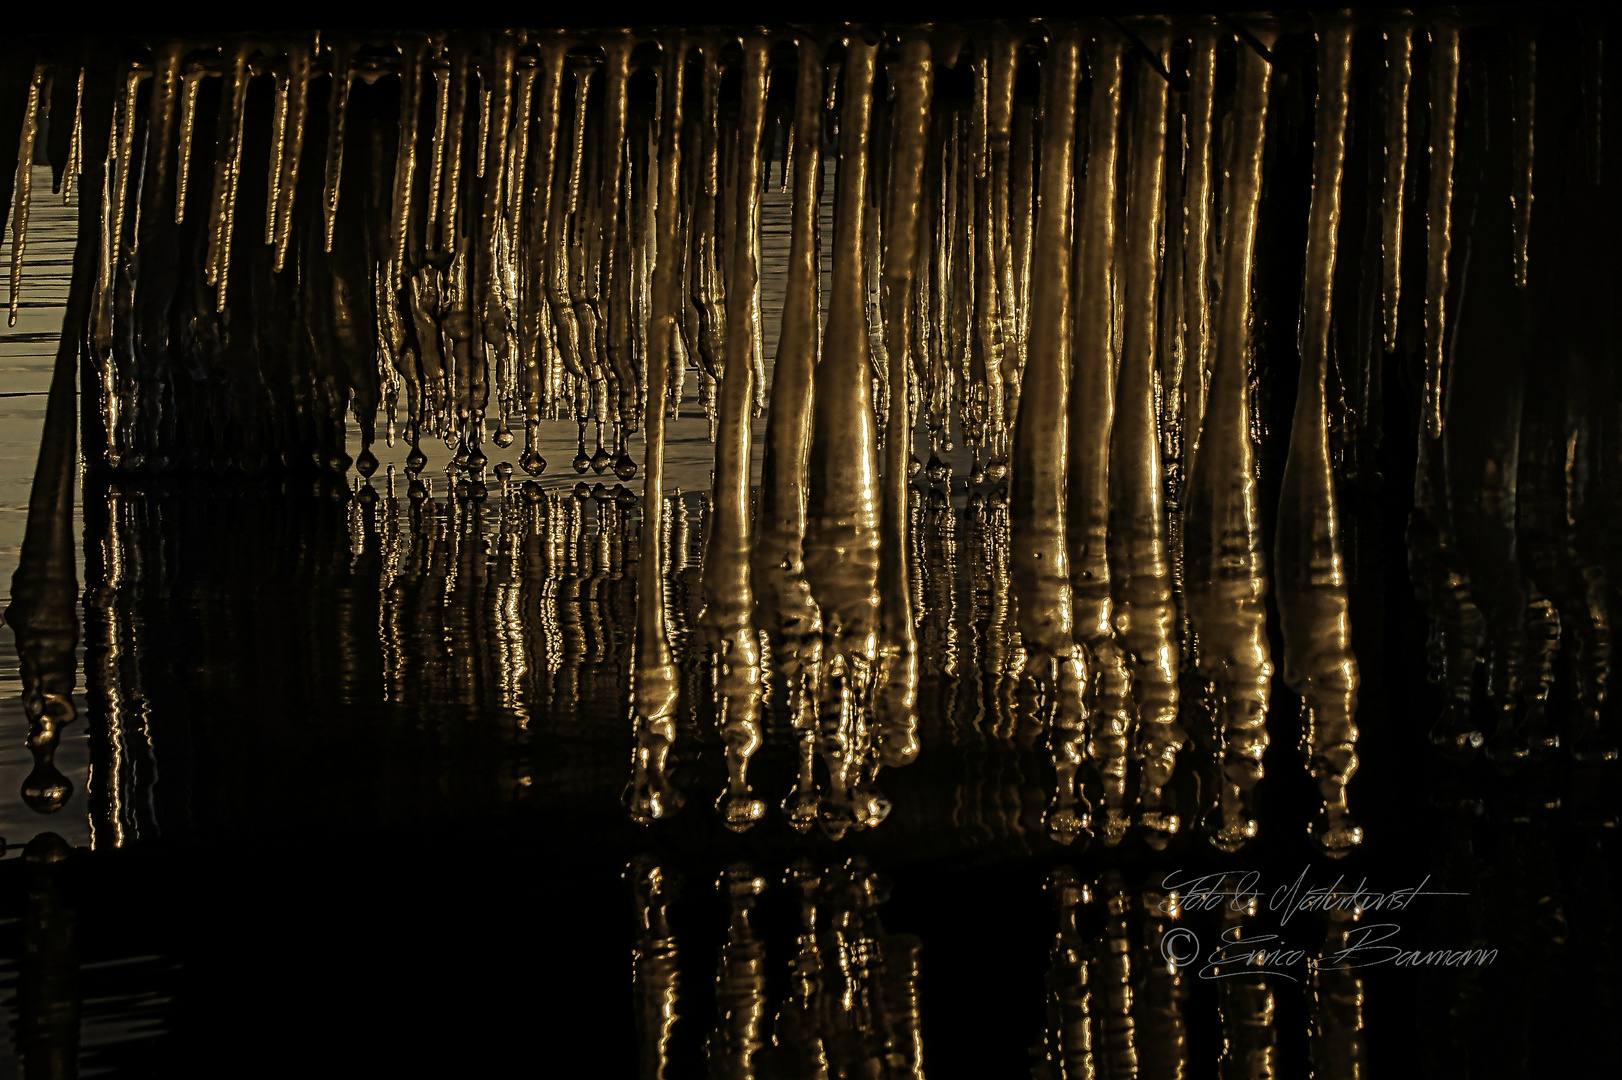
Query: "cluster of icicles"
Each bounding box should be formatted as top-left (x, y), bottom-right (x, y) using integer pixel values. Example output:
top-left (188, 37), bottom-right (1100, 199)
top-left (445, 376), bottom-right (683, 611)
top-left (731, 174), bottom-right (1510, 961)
top-left (2, 13), bottom-right (1597, 855)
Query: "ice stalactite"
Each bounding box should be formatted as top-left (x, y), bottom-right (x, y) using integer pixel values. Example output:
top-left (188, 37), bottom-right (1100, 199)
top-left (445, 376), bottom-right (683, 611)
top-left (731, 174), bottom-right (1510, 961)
top-left (1009, 23), bottom-right (1089, 846)
top-left (1276, 18), bottom-right (1363, 856)
top-left (1070, 31), bottom-right (1131, 846)
top-left (626, 37), bottom-right (688, 826)
top-left (1108, 24), bottom-right (1183, 848)
top-left (698, 32), bottom-right (768, 832)
top-left (805, 34), bottom-right (886, 836)
top-left (1183, 28), bottom-right (1276, 853)
top-left (755, 37), bottom-right (826, 832)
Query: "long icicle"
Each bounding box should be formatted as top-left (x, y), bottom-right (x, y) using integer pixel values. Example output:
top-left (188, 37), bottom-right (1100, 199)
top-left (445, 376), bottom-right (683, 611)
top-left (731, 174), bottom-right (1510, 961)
top-left (1512, 33), bottom-right (1535, 289)
top-left (1381, 23), bottom-right (1412, 351)
top-left (1109, 22), bottom-right (1183, 848)
top-left (875, 32), bottom-right (934, 775)
top-left (805, 34), bottom-right (885, 837)
top-left (1011, 22), bottom-right (1090, 846)
top-left (1069, 30), bottom-right (1131, 846)
top-left (1182, 27), bottom-right (1218, 451)
top-left (754, 35), bottom-right (826, 832)
top-left (1277, 17), bottom-right (1363, 857)
top-left (1423, 21), bottom-right (1460, 439)
top-left (1185, 26), bottom-right (1276, 853)
top-left (627, 36), bottom-right (688, 826)
top-left (700, 30), bottom-right (769, 832)
top-left (8, 61), bottom-right (48, 327)
top-left (205, 45), bottom-right (249, 311)
top-left (175, 61), bottom-right (203, 223)
top-left (323, 37), bottom-right (354, 253)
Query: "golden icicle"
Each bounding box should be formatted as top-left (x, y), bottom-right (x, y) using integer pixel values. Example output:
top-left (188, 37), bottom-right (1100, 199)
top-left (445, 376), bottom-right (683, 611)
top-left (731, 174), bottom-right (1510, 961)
top-left (1010, 24), bottom-right (1090, 846)
top-left (1108, 23), bottom-right (1183, 848)
top-left (1069, 31), bottom-right (1131, 846)
top-left (1184, 26), bottom-right (1276, 853)
top-left (175, 63), bottom-right (204, 224)
top-left (8, 61), bottom-right (48, 327)
top-left (63, 67), bottom-right (84, 205)
top-left (699, 31), bottom-right (770, 832)
top-left (1512, 35), bottom-right (1536, 289)
top-left (805, 35), bottom-right (885, 836)
top-left (1381, 23), bottom-right (1412, 351)
top-left (205, 46), bottom-right (249, 310)
top-left (1278, 18), bottom-right (1363, 857)
top-left (875, 33), bottom-right (933, 773)
top-left (1183, 26), bottom-right (1218, 447)
top-left (389, 38), bottom-right (425, 276)
top-left (323, 38), bottom-right (354, 253)
top-left (1423, 21), bottom-right (1460, 439)
top-left (754, 36), bottom-right (826, 832)
top-left (626, 36), bottom-right (687, 826)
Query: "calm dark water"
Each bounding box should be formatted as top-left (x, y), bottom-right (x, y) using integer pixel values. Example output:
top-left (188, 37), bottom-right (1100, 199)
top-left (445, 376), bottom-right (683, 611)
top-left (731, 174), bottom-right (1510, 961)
top-left (0, 168), bottom-right (1614, 1077)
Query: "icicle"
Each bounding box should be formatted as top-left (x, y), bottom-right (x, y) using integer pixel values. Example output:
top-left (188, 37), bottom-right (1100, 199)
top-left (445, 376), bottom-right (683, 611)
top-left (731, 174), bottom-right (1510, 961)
top-left (8, 61), bottom-right (47, 327)
top-left (63, 67), bottom-right (84, 205)
top-left (1277, 18), bottom-right (1362, 857)
top-left (875, 33), bottom-right (933, 777)
top-left (600, 34), bottom-right (639, 434)
top-left (1010, 25), bottom-right (1089, 846)
top-left (441, 41), bottom-right (473, 258)
top-left (627, 36), bottom-right (688, 827)
top-left (699, 32), bottom-right (769, 832)
top-left (755, 36), bottom-right (826, 832)
top-left (1183, 28), bottom-right (1218, 449)
top-left (1069, 31), bottom-right (1131, 846)
top-left (1423, 22), bottom-right (1460, 440)
top-left (1184, 26), bottom-right (1276, 853)
top-left (206, 46), bottom-right (248, 311)
top-left (425, 47), bottom-right (452, 252)
top-left (390, 38), bottom-right (425, 276)
top-left (805, 36), bottom-right (885, 837)
top-left (1512, 35), bottom-right (1535, 289)
top-left (986, 31), bottom-right (1020, 447)
top-left (1381, 24), bottom-right (1412, 351)
top-left (175, 62), bottom-right (204, 223)
top-left (323, 39), bottom-right (354, 253)
top-left (1108, 24), bottom-right (1182, 848)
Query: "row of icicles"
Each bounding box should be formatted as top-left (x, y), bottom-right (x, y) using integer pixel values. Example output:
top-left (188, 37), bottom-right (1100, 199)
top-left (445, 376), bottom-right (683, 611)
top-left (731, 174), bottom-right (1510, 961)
top-left (0, 16), bottom-right (1561, 853)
